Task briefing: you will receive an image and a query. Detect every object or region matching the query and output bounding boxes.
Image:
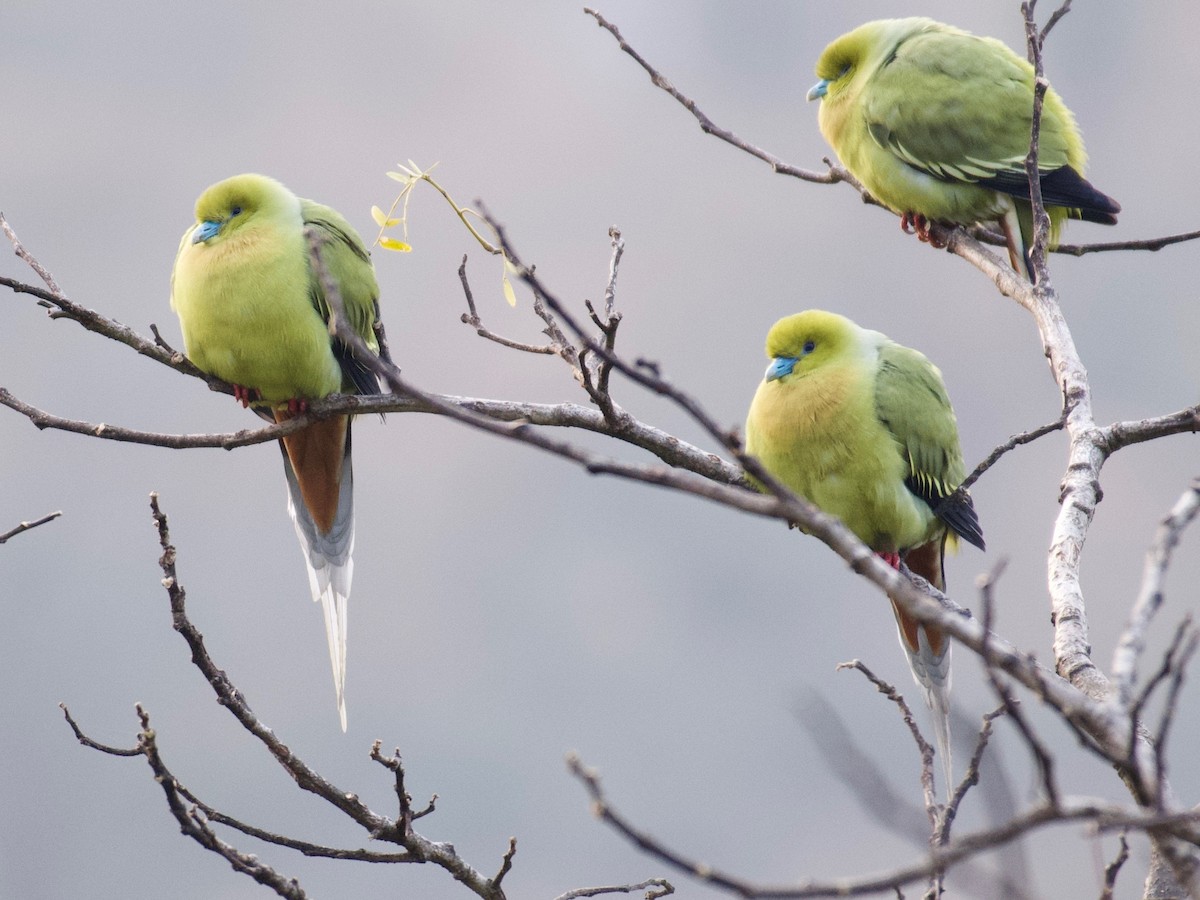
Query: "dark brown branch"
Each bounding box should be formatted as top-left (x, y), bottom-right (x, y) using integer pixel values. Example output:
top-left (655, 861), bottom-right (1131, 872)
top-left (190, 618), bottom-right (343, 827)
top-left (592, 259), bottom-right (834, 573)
top-left (578, 227), bottom-right (626, 423)
top-left (0, 269), bottom-right (210, 384)
top-left (459, 255), bottom-right (557, 354)
top-left (135, 705), bottom-right (310, 900)
top-left (579, 13), bottom-right (1200, 260)
top-left (147, 492), bottom-right (511, 899)
top-left (60, 704), bottom-right (141, 756)
top-left (936, 707), bottom-right (1007, 847)
top-left (836, 659), bottom-right (937, 818)
top-left (1037, 0), bottom-right (1073, 45)
top-left (1100, 833), bottom-right (1130, 900)
top-left (567, 751), bottom-right (1200, 898)
top-left (64, 701), bottom-right (316, 897)
top-left (959, 414), bottom-right (1066, 492)
top-left (582, 9), bottom-right (843, 186)
top-left (177, 792), bottom-right (416, 863)
top-left (0, 509), bottom-right (62, 544)
top-left (1053, 229), bottom-right (1200, 256)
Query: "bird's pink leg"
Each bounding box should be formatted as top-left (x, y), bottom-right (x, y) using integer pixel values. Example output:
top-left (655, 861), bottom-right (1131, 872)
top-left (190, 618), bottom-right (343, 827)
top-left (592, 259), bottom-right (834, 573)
top-left (285, 398), bottom-right (310, 416)
top-left (232, 385), bottom-right (261, 408)
top-left (878, 551), bottom-right (902, 569)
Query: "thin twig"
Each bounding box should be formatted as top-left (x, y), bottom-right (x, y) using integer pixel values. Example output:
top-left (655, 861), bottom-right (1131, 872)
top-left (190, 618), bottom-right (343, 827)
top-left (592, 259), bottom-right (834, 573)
top-left (1053, 229), bottom-right (1200, 256)
top-left (459, 255), bottom-right (557, 355)
top-left (1038, 0), bottom-right (1073, 45)
top-left (552, 879), bottom-right (675, 900)
top-left (135, 705), bottom-right (311, 900)
top-left (59, 704), bottom-right (141, 756)
top-left (936, 707), bottom-right (1007, 847)
top-left (147, 492), bottom-right (510, 899)
top-left (0, 510), bottom-right (62, 544)
top-left (836, 659), bottom-right (937, 819)
top-left (978, 560), bottom-right (1059, 807)
top-left (1113, 479), bottom-right (1200, 706)
top-left (1099, 832), bottom-right (1130, 900)
top-left (582, 10), bottom-right (841, 186)
top-left (1151, 623), bottom-right (1198, 809)
top-left (565, 751), bottom-right (1200, 898)
top-left (1, 212), bottom-right (64, 295)
top-left (958, 414), bottom-right (1067, 493)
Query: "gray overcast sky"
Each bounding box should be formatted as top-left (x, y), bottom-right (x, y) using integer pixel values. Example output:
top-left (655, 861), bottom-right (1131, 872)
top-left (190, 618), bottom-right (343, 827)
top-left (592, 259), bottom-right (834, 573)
top-left (3, 2), bottom-right (1198, 898)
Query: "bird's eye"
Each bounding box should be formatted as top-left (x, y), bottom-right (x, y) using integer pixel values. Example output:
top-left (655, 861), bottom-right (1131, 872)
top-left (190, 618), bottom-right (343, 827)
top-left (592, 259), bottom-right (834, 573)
top-left (230, 205), bottom-right (243, 217)
top-left (803, 340), bottom-right (816, 354)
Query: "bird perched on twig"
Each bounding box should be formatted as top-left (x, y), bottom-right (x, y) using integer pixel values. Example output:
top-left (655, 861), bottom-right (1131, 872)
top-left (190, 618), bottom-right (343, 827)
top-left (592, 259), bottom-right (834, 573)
top-left (745, 309), bottom-right (984, 792)
top-left (808, 17), bottom-right (1120, 280)
top-left (171, 173), bottom-right (383, 731)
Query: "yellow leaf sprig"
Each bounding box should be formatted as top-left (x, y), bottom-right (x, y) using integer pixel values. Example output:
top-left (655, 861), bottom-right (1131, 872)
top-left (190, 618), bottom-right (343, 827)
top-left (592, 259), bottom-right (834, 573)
top-left (375, 160), bottom-right (519, 306)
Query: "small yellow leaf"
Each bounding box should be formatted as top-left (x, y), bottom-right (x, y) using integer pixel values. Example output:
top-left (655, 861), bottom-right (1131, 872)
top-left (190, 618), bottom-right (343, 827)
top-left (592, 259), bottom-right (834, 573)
top-left (501, 272), bottom-right (517, 307)
top-left (371, 205), bottom-right (402, 228)
top-left (379, 237), bottom-right (413, 252)
top-left (386, 170), bottom-right (412, 183)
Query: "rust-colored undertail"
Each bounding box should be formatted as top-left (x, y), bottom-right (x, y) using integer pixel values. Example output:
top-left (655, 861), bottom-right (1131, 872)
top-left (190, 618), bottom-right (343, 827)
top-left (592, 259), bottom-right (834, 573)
top-left (275, 412), bottom-right (349, 535)
top-left (890, 535), bottom-right (947, 657)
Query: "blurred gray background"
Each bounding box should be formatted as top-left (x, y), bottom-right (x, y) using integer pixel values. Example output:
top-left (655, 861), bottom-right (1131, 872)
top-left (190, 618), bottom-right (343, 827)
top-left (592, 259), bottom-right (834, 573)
top-left (3, 2), bottom-right (1197, 898)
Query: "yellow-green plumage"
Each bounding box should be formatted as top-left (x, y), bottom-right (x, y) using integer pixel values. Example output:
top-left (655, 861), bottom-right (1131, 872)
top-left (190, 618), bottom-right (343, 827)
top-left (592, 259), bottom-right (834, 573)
top-left (171, 175), bottom-right (379, 400)
top-left (808, 18), bottom-right (1119, 278)
top-left (171, 173), bottom-right (382, 731)
top-left (745, 310), bottom-right (983, 792)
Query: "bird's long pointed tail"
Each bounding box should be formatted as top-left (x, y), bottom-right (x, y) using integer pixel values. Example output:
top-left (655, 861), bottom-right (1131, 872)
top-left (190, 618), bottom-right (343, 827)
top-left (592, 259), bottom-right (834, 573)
top-left (894, 538), bottom-right (954, 796)
top-left (278, 415), bottom-right (355, 731)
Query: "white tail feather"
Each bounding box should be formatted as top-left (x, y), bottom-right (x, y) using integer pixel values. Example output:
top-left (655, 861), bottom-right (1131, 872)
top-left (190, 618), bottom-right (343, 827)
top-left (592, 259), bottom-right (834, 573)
top-left (901, 626), bottom-right (954, 796)
top-left (283, 447), bottom-right (355, 731)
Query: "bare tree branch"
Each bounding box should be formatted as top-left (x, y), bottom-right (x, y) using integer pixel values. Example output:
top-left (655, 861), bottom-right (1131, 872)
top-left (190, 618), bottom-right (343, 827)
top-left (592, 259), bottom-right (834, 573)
top-left (1099, 832), bottom-right (1130, 900)
top-left (959, 415), bottom-right (1066, 493)
top-left (579, 10), bottom-right (1200, 261)
top-left (144, 491), bottom-right (512, 899)
top-left (458, 255), bottom-right (558, 354)
top-left (836, 659), bottom-right (938, 818)
top-left (567, 750), bottom-right (1200, 899)
top-left (582, 10), bottom-right (845, 187)
top-left (0, 510), bottom-right (61, 544)
top-left (1113, 480), bottom-right (1200, 706)
top-left (551, 878), bottom-right (675, 900)
top-left (1, 212), bottom-right (64, 296)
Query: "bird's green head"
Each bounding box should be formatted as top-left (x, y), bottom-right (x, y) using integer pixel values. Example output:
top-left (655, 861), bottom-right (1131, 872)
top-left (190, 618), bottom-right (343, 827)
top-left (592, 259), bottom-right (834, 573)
top-left (809, 18), bottom-right (939, 104)
top-left (190, 173), bottom-right (294, 245)
top-left (763, 309), bottom-right (857, 382)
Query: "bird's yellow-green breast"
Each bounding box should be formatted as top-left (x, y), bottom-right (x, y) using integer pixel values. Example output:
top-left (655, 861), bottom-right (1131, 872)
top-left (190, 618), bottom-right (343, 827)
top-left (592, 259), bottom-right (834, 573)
top-left (170, 173), bottom-right (367, 403)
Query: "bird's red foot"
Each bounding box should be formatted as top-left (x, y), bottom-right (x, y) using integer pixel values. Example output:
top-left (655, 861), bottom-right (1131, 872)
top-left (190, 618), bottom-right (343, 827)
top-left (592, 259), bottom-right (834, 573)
top-left (900, 212), bottom-right (947, 248)
top-left (285, 397), bottom-right (310, 416)
top-left (232, 385), bottom-right (261, 408)
top-left (878, 551), bottom-right (902, 570)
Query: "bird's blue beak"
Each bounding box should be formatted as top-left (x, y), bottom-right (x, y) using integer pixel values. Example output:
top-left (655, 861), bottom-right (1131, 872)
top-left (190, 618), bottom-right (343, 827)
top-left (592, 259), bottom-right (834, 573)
top-left (765, 356), bottom-right (797, 382)
top-left (191, 219), bottom-right (222, 244)
top-left (806, 78), bottom-right (829, 102)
